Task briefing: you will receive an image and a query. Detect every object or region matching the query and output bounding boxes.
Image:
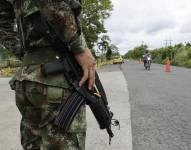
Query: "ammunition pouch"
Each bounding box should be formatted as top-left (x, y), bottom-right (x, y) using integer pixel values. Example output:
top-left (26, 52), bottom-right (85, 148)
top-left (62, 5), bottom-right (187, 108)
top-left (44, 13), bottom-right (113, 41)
top-left (41, 61), bottom-right (65, 76)
top-left (22, 47), bottom-right (62, 66)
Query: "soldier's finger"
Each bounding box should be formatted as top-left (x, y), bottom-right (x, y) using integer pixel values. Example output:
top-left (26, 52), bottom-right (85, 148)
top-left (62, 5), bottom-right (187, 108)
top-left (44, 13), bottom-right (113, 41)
top-left (79, 68), bottom-right (88, 87)
top-left (88, 67), bottom-right (95, 90)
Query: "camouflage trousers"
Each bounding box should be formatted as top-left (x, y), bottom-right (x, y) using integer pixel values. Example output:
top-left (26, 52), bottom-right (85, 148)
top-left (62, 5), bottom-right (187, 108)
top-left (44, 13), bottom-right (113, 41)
top-left (15, 81), bottom-right (86, 150)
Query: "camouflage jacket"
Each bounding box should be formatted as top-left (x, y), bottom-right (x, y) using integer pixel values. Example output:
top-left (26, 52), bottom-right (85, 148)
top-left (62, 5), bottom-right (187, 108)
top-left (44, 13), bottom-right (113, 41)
top-left (0, 0), bottom-right (87, 54)
top-left (0, 0), bottom-right (88, 88)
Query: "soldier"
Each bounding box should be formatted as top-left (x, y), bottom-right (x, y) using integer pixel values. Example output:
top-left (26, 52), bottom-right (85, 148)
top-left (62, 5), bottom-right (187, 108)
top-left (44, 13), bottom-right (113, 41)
top-left (0, 0), bottom-right (96, 149)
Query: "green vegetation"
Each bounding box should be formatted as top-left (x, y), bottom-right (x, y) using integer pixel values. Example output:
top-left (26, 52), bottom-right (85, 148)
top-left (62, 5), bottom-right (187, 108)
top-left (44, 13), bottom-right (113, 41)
top-left (82, 0), bottom-right (113, 49)
top-left (82, 0), bottom-right (119, 60)
top-left (97, 35), bottom-right (120, 60)
top-left (0, 46), bottom-right (9, 60)
top-left (150, 43), bottom-right (191, 68)
top-left (123, 45), bottom-right (147, 59)
top-left (123, 43), bottom-right (191, 68)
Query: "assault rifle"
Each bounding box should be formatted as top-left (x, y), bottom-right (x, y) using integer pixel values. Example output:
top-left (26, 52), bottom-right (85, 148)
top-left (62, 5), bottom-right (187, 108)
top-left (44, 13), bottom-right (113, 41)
top-left (41, 48), bottom-right (120, 144)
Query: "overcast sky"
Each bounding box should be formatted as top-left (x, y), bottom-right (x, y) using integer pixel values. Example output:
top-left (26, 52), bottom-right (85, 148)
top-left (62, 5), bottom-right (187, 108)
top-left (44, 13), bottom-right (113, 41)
top-left (105, 0), bottom-right (191, 54)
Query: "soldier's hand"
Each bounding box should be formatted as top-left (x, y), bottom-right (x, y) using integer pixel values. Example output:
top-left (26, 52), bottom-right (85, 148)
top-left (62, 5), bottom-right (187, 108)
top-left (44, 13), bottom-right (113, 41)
top-left (74, 48), bottom-right (96, 89)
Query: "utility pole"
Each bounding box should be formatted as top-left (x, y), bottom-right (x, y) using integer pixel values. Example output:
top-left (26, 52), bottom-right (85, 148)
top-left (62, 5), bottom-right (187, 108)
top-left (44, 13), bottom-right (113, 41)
top-left (141, 41), bottom-right (147, 54)
top-left (169, 40), bottom-right (173, 46)
top-left (169, 40), bottom-right (173, 61)
top-left (141, 41), bottom-right (144, 46)
top-left (163, 39), bottom-right (173, 61)
top-left (164, 40), bottom-right (168, 47)
top-left (163, 39), bottom-right (173, 47)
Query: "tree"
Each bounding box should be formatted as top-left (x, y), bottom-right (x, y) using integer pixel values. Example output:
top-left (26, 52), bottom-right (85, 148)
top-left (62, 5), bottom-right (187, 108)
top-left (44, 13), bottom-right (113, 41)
top-left (109, 44), bottom-right (119, 56)
top-left (106, 43), bottom-right (120, 59)
top-left (82, 0), bottom-right (113, 49)
top-left (98, 35), bottom-right (110, 55)
top-left (0, 45), bottom-right (8, 60)
top-left (123, 45), bottom-right (147, 59)
top-left (106, 47), bottom-right (112, 60)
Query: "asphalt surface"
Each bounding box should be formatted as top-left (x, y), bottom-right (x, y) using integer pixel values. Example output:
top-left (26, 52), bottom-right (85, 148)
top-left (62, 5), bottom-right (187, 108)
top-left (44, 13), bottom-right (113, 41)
top-left (0, 78), bottom-right (22, 150)
top-left (0, 65), bottom-right (132, 150)
top-left (122, 60), bottom-right (191, 150)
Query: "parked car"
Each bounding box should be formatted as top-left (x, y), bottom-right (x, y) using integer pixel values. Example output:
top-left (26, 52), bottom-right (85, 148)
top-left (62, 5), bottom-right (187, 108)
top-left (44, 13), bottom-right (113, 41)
top-left (113, 56), bottom-right (124, 64)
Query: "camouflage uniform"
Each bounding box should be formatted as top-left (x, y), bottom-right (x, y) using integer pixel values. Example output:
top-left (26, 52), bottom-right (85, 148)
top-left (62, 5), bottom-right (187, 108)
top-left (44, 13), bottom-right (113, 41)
top-left (0, 0), bottom-right (88, 149)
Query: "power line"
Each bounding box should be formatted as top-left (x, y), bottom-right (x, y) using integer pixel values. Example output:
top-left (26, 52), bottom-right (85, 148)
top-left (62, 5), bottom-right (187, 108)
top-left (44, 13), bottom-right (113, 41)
top-left (169, 40), bottom-right (173, 46)
top-left (164, 40), bottom-right (168, 47)
top-left (163, 39), bottom-right (173, 47)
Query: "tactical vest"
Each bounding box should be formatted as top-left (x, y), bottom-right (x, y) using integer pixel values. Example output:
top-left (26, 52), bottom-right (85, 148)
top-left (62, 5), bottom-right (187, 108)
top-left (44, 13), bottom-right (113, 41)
top-left (13, 0), bottom-right (82, 56)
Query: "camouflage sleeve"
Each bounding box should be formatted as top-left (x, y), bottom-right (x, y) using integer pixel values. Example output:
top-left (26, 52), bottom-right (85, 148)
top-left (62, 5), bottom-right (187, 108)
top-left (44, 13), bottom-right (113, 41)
top-left (35, 0), bottom-right (88, 53)
top-left (0, 0), bottom-right (19, 51)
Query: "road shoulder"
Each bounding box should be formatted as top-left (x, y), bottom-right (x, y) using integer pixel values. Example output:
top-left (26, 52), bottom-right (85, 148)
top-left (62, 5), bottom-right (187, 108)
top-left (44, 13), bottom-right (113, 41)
top-left (86, 71), bottom-right (132, 150)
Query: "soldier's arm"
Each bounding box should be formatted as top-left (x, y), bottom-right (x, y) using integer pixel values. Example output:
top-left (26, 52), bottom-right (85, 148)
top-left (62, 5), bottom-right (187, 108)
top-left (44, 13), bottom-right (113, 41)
top-left (35, 0), bottom-right (95, 88)
top-left (35, 0), bottom-right (88, 54)
top-left (0, 0), bottom-right (17, 50)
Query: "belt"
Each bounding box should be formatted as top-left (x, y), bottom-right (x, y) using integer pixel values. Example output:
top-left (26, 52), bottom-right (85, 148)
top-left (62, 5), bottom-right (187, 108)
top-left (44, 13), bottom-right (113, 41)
top-left (22, 47), bottom-right (62, 66)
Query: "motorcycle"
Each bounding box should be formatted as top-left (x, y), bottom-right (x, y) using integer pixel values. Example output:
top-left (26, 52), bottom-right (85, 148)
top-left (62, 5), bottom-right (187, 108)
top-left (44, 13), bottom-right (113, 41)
top-left (144, 56), bottom-right (151, 70)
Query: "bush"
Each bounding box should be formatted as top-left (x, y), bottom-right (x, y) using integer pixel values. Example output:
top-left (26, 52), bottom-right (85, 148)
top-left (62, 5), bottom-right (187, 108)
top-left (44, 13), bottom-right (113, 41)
top-left (0, 59), bottom-right (21, 68)
top-left (124, 43), bottom-right (191, 68)
top-left (173, 47), bottom-right (191, 68)
top-left (0, 67), bottom-right (17, 77)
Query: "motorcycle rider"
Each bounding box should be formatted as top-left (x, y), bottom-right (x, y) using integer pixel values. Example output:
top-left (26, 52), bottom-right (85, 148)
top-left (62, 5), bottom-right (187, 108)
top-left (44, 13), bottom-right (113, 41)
top-left (142, 50), bottom-right (152, 67)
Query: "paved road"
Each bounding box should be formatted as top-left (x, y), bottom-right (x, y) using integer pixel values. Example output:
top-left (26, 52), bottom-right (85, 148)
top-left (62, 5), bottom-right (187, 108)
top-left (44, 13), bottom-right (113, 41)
top-left (86, 68), bottom-right (132, 150)
top-left (0, 78), bottom-right (22, 150)
top-left (122, 61), bottom-right (191, 150)
top-left (0, 65), bottom-right (132, 150)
